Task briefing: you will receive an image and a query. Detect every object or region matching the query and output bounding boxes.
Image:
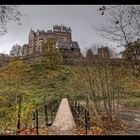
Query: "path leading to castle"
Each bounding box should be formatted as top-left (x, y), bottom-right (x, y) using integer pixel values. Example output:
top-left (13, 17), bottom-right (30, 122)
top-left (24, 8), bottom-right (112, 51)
top-left (50, 98), bottom-right (77, 135)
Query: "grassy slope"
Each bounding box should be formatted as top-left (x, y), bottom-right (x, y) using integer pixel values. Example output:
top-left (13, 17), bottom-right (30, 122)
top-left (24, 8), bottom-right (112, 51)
top-left (1, 62), bottom-right (140, 132)
top-left (0, 62), bottom-right (85, 131)
top-left (21, 63), bottom-right (85, 105)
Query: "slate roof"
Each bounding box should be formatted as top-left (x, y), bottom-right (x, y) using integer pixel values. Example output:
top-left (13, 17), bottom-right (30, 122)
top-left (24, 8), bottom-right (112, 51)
top-left (56, 41), bottom-right (80, 49)
top-left (53, 25), bottom-right (71, 33)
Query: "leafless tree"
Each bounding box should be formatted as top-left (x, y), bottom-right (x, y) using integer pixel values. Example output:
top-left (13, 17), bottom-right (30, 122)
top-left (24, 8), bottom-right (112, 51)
top-left (78, 44), bottom-right (123, 133)
top-left (96, 5), bottom-right (140, 48)
top-left (96, 5), bottom-right (140, 77)
top-left (10, 44), bottom-right (22, 58)
top-left (0, 5), bottom-right (22, 35)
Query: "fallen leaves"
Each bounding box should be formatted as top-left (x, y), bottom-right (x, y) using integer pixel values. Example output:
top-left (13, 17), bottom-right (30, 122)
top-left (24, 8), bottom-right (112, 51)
top-left (76, 127), bottom-right (103, 135)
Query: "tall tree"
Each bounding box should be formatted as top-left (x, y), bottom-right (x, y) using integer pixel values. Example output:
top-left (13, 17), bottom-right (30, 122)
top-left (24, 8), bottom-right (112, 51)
top-left (79, 45), bottom-right (122, 133)
top-left (97, 5), bottom-right (140, 77)
top-left (42, 38), bottom-right (62, 70)
top-left (122, 40), bottom-right (140, 77)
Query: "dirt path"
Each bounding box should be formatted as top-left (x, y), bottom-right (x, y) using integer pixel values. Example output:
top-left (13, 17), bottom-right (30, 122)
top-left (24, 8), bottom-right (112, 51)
top-left (119, 108), bottom-right (140, 135)
top-left (50, 98), bottom-right (77, 135)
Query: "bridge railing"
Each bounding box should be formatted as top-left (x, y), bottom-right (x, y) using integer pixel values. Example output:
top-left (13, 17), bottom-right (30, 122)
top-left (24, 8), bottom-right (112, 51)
top-left (17, 96), bottom-right (61, 135)
top-left (33, 97), bottom-right (61, 135)
top-left (68, 98), bottom-right (90, 135)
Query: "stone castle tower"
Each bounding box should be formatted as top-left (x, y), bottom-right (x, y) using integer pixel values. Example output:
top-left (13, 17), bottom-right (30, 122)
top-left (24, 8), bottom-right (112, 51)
top-left (22, 25), bottom-right (83, 63)
top-left (97, 47), bottom-right (110, 59)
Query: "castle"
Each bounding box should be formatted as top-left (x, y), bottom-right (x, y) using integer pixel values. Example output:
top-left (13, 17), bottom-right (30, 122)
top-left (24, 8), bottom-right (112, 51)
top-left (0, 25), bottom-right (112, 67)
top-left (22, 25), bottom-right (83, 63)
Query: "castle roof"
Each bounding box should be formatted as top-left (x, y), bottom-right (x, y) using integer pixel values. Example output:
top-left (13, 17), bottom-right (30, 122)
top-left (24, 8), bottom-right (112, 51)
top-left (56, 41), bottom-right (79, 49)
top-left (71, 41), bottom-right (79, 49)
top-left (36, 30), bottom-right (47, 35)
top-left (29, 29), bottom-right (36, 36)
top-left (47, 30), bottom-right (53, 33)
top-left (29, 25), bottom-right (71, 37)
top-left (98, 47), bottom-right (109, 51)
top-left (53, 25), bottom-right (71, 33)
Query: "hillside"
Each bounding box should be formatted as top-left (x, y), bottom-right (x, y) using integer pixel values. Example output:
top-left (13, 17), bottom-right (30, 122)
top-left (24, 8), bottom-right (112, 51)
top-left (0, 62), bottom-right (86, 133)
top-left (0, 60), bottom-right (140, 135)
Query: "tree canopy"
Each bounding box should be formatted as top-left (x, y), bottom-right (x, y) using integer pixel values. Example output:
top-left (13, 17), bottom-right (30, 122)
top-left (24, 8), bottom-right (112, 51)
top-left (42, 38), bottom-right (63, 70)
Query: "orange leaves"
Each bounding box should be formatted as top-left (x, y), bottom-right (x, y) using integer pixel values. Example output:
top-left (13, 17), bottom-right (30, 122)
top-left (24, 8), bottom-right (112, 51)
top-left (18, 127), bottom-right (54, 135)
top-left (18, 128), bottom-right (37, 135)
top-left (120, 123), bottom-right (127, 129)
top-left (99, 113), bottom-right (127, 134)
top-left (76, 127), bottom-right (102, 135)
top-left (89, 127), bottom-right (102, 135)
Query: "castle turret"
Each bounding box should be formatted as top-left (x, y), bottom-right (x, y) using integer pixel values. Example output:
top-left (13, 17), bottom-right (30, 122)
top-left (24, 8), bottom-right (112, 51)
top-left (98, 47), bottom-right (110, 59)
top-left (28, 29), bottom-right (36, 54)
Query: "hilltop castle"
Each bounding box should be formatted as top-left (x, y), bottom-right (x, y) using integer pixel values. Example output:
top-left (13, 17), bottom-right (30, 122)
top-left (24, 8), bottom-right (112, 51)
top-left (22, 25), bottom-right (83, 63)
top-left (0, 25), bottom-right (112, 67)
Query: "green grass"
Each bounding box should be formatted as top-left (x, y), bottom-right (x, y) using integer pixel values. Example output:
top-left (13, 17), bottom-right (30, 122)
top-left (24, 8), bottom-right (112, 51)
top-left (0, 63), bottom-right (84, 109)
top-left (121, 97), bottom-right (140, 108)
top-left (1, 61), bottom-right (140, 133)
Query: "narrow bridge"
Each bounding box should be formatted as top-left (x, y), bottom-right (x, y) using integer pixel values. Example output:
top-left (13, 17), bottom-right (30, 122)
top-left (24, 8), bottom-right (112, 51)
top-left (51, 98), bottom-right (77, 135)
top-left (18, 97), bottom-right (90, 135)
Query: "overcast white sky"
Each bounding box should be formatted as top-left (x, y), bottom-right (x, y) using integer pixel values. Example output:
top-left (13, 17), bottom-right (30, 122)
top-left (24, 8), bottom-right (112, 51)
top-left (0, 5), bottom-right (119, 55)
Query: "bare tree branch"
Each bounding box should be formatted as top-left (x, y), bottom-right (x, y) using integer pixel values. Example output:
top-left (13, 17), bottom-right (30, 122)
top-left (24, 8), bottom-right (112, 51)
top-left (96, 5), bottom-right (140, 48)
top-left (0, 5), bottom-right (22, 35)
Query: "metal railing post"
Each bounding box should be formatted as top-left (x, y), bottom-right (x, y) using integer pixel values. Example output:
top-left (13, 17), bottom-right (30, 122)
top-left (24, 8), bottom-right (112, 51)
top-left (50, 102), bottom-right (53, 123)
top-left (44, 104), bottom-right (48, 126)
top-left (17, 95), bottom-right (21, 135)
top-left (87, 110), bottom-right (90, 130)
top-left (35, 110), bottom-right (39, 135)
top-left (85, 109), bottom-right (88, 135)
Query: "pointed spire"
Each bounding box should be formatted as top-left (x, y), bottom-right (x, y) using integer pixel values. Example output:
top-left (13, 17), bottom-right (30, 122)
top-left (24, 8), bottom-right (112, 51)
top-left (30, 28), bottom-right (34, 33)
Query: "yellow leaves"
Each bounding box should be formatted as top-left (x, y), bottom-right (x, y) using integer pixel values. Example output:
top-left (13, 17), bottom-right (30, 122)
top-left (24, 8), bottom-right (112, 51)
top-left (112, 116), bottom-right (116, 122)
top-left (0, 95), bottom-right (8, 102)
top-left (120, 123), bottom-right (125, 128)
top-left (19, 128), bottom-right (37, 135)
top-left (91, 126), bottom-right (102, 135)
top-left (77, 127), bottom-right (103, 135)
top-left (23, 103), bottom-right (32, 128)
top-left (47, 71), bottom-right (60, 79)
top-left (120, 123), bottom-right (127, 129)
top-left (42, 38), bottom-right (63, 70)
